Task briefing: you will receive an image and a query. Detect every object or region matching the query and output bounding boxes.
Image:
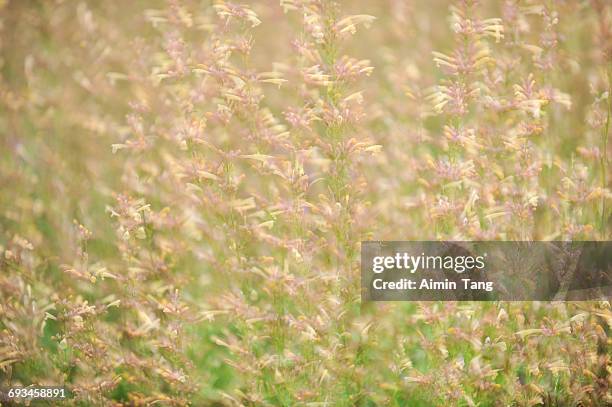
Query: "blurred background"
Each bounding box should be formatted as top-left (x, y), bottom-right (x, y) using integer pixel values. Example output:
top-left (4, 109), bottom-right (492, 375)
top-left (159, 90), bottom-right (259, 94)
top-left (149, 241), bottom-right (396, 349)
top-left (1, 0), bottom-right (610, 405)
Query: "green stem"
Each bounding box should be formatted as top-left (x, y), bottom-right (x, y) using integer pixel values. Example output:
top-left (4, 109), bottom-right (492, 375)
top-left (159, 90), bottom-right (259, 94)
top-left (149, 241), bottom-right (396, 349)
top-left (600, 70), bottom-right (610, 238)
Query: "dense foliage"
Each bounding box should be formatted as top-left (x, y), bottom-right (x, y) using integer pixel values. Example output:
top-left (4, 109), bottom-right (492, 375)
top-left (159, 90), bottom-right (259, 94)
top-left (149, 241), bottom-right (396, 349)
top-left (1, 0), bottom-right (610, 405)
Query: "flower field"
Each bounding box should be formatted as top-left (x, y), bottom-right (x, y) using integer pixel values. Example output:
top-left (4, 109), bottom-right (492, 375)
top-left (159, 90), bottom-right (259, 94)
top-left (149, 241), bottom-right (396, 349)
top-left (0, 0), bottom-right (610, 405)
